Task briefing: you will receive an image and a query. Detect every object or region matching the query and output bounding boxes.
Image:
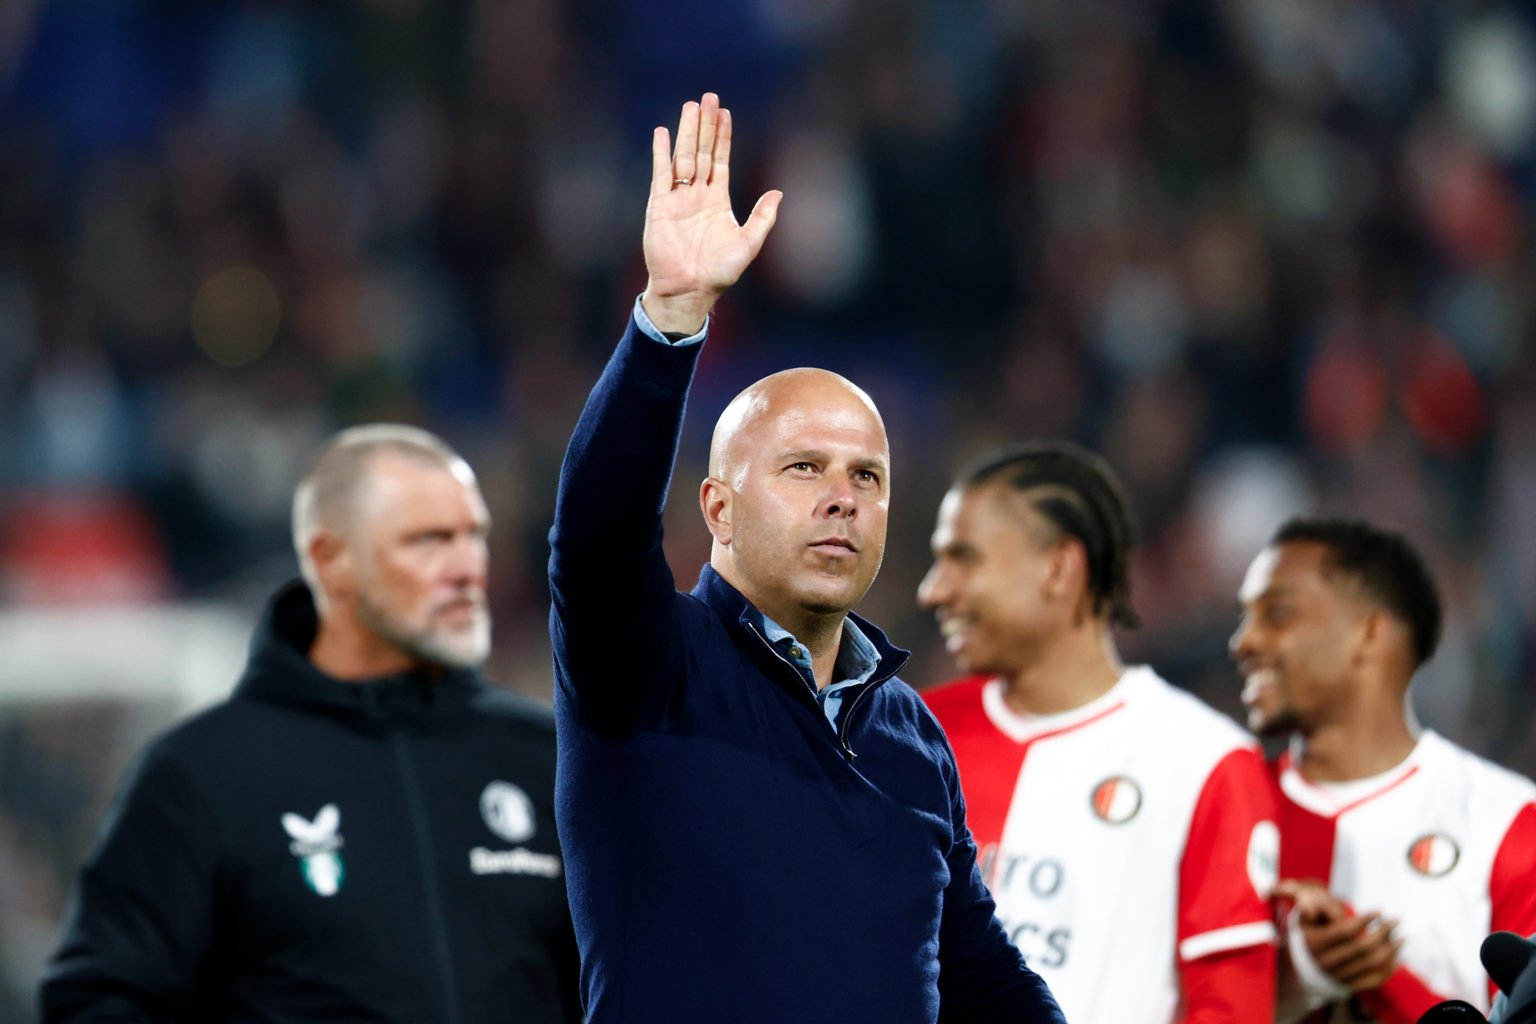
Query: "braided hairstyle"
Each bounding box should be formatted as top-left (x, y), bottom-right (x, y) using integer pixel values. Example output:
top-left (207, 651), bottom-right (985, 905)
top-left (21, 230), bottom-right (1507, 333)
top-left (956, 440), bottom-right (1140, 629)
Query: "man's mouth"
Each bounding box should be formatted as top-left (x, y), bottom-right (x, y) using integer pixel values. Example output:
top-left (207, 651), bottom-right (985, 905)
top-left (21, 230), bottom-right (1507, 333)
top-left (937, 615), bottom-right (974, 654)
top-left (1240, 666), bottom-right (1277, 707)
top-left (436, 596), bottom-right (486, 622)
top-left (809, 537), bottom-right (856, 554)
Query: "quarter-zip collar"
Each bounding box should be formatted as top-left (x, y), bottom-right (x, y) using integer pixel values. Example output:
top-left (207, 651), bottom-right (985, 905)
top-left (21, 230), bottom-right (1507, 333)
top-left (690, 564), bottom-right (910, 747)
top-left (235, 579), bottom-right (488, 725)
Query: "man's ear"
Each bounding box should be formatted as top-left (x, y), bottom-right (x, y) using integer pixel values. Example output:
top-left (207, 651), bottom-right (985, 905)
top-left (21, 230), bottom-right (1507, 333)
top-left (1355, 608), bottom-right (1405, 671)
top-left (700, 477), bottom-right (733, 545)
top-left (1043, 536), bottom-right (1085, 600)
top-left (310, 530), bottom-right (355, 603)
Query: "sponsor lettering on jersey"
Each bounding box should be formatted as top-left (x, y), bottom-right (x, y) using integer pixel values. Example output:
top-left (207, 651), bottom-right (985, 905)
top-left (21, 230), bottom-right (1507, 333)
top-left (1006, 920), bottom-right (1073, 969)
top-left (1406, 832), bottom-right (1460, 877)
top-left (1090, 775), bottom-right (1142, 824)
top-left (981, 846), bottom-right (1073, 968)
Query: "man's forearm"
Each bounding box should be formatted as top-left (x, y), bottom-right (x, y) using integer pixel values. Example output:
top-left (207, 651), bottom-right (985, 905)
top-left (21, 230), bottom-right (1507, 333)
top-left (550, 316), bottom-right (702, 565)
top-left (548, 316), bottom-right (704, 723)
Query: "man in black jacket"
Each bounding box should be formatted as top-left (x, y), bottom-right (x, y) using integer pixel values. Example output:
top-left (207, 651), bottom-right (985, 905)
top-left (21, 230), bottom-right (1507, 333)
top-left (41, 424), bottom-right (581, 1024)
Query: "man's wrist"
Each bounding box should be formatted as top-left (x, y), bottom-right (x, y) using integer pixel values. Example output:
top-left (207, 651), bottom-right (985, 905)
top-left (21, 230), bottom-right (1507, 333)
top-left (640, 286), bottom-right (717, 336)
top-left (633, 295), bottom-right (706, 346)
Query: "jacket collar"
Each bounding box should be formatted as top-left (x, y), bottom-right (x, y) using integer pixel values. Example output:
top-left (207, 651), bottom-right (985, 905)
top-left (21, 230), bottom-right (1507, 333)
top-left (690, 564), bottom-right (910, 688)
top-left (234, 579), bottom-right (487, 721)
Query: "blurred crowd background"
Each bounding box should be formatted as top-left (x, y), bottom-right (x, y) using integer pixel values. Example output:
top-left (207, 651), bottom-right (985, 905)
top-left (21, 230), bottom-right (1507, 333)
top-left (2, 0), bottom-right (1535, 1016)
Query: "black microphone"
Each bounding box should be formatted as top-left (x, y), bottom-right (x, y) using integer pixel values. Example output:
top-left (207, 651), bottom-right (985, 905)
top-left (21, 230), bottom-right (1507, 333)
top-left (1416, 1000), bottom-right (1486, 1023)
top-left (1485, 931), bottom-right (1536, 997)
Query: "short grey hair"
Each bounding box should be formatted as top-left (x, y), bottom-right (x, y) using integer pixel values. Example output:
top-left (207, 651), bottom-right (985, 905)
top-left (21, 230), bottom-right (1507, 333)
top-left (291, 424), bottom-right (470, 602)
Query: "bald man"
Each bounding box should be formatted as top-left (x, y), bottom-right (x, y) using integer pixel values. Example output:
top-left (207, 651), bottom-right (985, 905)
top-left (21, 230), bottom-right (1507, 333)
top-left (549, 94), bottom-right (1064, 1024)
top-left (44, 426), bottom-right (581, 1024)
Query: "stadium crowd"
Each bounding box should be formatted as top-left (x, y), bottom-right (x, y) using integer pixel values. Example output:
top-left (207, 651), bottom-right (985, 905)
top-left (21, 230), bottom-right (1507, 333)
top-left (2, 0), bottom-right (1536, 1018)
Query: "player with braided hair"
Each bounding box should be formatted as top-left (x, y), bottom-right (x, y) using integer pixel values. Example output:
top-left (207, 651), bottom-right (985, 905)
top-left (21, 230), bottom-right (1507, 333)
top-left (920, 440), bottom-right (1279, 1023)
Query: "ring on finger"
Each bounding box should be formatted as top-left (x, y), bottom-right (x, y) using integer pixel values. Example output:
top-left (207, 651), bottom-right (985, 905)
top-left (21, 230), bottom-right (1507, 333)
top-left (673, 177), bottom-right (694, 186)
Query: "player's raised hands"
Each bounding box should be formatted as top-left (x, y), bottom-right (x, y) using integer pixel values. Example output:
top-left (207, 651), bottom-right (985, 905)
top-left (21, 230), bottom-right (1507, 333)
top-left (640, 93), bottom-right (783, 335)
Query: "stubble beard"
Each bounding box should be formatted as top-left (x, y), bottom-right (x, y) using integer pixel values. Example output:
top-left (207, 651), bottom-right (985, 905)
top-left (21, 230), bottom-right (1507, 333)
top-left (1251, 706), bottom-right (1302, 739)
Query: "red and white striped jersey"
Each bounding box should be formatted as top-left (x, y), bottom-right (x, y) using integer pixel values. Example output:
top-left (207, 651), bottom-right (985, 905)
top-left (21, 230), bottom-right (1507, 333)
top-left (925, 666), bottom-right (1278, 1023)
top-left (1274, 730), bottom-right (1536, 1021)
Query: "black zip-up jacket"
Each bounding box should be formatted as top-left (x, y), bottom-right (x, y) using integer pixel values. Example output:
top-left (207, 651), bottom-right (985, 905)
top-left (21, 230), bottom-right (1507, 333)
top-left (40, 581), bottom-right (581, 1024)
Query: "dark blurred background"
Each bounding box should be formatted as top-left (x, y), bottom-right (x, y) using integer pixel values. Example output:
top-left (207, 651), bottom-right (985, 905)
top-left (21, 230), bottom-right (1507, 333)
top-left (1, 0), bottom-right (1534, 1016)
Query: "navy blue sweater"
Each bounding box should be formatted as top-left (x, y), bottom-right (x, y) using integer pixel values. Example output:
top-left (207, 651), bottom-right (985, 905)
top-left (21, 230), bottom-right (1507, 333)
top-left (549, 318), bottom-right (1065, 1023)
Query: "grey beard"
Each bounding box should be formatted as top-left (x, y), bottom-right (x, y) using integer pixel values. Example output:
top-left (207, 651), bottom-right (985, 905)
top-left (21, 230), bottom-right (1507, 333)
top-left (356, 594), bottom-right (492, 671)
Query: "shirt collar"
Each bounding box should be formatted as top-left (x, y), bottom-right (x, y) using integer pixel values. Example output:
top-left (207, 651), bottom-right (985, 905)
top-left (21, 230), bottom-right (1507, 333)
top-left (758, 611), bottom-right (881, 687)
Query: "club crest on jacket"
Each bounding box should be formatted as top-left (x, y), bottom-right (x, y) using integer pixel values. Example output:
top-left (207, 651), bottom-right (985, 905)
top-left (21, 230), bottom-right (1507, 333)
top-left (480, 781), bottom-right (536, 844)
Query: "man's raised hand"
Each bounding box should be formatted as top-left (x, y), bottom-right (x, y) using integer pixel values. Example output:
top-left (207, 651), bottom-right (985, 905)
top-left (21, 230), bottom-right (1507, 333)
top-left (640, 93), bottom-right (783, 335)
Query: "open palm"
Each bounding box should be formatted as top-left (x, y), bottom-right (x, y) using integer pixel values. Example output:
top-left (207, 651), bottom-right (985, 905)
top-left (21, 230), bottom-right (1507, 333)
top-left (641, 93), bottom-right (782, 334)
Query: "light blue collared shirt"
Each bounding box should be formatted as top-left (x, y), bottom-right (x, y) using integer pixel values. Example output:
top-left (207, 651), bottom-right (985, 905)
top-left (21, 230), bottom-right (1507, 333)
top-left (759, 613), bottom-right (881, 729)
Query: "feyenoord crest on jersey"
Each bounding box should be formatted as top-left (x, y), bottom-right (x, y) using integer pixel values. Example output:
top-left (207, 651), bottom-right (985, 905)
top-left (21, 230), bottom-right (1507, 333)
top-left (282, 803), bottom-right (346, 897)
top-left (1407, 832), bottom-right (1460, 877)
top-left (1089, 775), bottom-right (1142, 824)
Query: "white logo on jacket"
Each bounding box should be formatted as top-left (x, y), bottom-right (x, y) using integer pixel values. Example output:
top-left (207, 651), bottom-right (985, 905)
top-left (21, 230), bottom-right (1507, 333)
top-left (282, 804), bottom-right (345, 897)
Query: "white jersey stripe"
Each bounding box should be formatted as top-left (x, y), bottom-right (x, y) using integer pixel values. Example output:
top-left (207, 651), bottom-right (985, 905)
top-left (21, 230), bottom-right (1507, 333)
top-left (1178, 920), bottom-right (1277, 962)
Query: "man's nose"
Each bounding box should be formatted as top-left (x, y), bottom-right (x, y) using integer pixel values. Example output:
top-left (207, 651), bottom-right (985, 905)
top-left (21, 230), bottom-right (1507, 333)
top-left (917, 565), bottom-right (945, 609)
top-left (448, 535), bottom-right (489, 583)
top-left (1228, 621), bottom-right (1253, 662)
top-left (818, 488), bottom-right (858, 519)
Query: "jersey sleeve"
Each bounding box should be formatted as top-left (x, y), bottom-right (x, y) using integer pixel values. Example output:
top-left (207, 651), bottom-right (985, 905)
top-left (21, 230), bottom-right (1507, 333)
top-left (1179, 943), bottom-right (1275, 1024)
top-left (1487, 802), bottom-right (1536, 1003)
top-left (1178, 747), bottom-right (1280, 962)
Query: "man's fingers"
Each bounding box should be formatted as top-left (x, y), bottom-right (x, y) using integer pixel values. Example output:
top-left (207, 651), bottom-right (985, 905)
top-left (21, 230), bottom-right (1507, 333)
top-left (651, 127), bottom-right (673, 198)
top-left (1276, 878), bottom-right (1345, 922)
top-left (1348, 947), bottom-right (1402, 993)
top-left (674, 100), bottom-right (700, 184)
top-left (1331, 936), bottom-right (1403, 991)
top-left (1312, 918), bottom-right (1395, 973)
top-left (695, 93), bottom-right (719, 184)
top-left (742, 190), bottom-right (783, 258)
top-left (1315, 929), bottom-right (1389, 972)
top-left (712, 108), bottom-right (732, 188)
top-left (1305, 911), bottom-right (1380, 955)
